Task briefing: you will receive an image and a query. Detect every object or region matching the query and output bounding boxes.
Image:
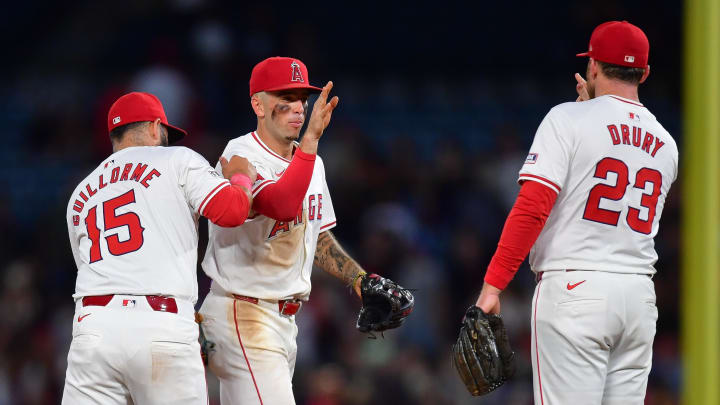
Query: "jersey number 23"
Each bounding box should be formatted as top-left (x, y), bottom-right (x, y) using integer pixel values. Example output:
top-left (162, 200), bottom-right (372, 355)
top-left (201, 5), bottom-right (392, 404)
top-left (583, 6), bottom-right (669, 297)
top-left (583, 157), bottom-right (662, 235)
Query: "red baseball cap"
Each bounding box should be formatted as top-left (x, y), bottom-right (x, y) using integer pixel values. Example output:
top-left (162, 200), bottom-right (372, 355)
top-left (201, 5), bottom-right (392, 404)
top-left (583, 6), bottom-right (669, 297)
top-left (107, 92), bottom-right (186, 144)
top-left (249, 57), bottom-right (322, 96)
top-left (576, 21), bottom-right (649, 68)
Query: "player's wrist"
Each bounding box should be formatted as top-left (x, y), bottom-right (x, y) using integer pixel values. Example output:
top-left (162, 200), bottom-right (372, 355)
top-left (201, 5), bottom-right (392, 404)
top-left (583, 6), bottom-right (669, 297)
top-left (230, 173), bottom-right (252, 190)
top-left (298, 136), bottom-right (319, 155)
top-left (481, 282), bottom-right (503, 296)
top-left (294, 148), bottom-right (317, 161)
top-left (351, 270), bottom-right (367, 296)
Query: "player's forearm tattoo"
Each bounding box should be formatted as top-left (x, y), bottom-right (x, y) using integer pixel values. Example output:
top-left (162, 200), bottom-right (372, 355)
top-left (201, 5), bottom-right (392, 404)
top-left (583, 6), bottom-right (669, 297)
top-left (314, 231), bottom-right (364, 287)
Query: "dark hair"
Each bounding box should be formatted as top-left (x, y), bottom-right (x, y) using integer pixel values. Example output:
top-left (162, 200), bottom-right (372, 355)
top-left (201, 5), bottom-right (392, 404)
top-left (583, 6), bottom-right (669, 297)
top-left (109, 121), bottom-right (148, 143)
top-left (597, 61), bottom-right (645, 85)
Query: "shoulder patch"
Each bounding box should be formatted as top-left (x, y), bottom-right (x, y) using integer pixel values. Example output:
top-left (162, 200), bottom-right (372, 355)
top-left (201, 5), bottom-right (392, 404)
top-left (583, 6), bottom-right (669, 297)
top-left (525, 153), bottom-right (538, 164)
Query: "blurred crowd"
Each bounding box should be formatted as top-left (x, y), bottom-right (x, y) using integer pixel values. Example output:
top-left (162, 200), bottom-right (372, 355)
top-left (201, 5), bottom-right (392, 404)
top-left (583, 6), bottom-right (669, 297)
top-left (0, 1), bottom-right (682, 404)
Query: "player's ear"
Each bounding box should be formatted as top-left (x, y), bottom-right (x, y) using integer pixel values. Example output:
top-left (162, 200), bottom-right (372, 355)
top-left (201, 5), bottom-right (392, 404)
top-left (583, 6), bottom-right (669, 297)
top-left (589, 59), bottom-right (599, 79)
top-left (639, 65), bottom-right (650, 84)
top-left (149, 118), bottom-right (163, 144)
top-left (251, 93), bottom-right (265, 118)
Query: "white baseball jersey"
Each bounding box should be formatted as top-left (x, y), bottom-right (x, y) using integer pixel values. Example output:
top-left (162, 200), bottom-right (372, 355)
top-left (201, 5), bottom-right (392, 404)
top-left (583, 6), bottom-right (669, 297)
top-left (66, 146), bottom-right (230, 303)
top-left (202, 131), bottom-right (337, 300)
top-left (519, 95), bottom-right (678, 274)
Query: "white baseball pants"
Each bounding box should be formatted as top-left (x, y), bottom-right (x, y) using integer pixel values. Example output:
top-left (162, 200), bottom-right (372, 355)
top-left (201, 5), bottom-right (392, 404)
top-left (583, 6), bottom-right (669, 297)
top-left (62, 295), bottom-right (207, 405)
top-left (531, 270), bottom-right (657, 405)
top-left (199, 288), bottom-right (298, 405)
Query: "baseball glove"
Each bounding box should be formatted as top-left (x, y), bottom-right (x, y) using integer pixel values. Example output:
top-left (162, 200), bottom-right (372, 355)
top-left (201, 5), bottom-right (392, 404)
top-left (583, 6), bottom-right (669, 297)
top-left (452, 306), bottom-right (515, 396)
top-left (356, 273), bottom-right (414, 333)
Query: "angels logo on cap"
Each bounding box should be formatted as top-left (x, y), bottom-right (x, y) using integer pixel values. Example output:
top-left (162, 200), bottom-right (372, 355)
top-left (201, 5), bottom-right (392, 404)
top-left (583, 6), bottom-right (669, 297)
top-left (249, 57), bottom-right (322, 96)
top-left (290, 61), bottom-right (305, 83)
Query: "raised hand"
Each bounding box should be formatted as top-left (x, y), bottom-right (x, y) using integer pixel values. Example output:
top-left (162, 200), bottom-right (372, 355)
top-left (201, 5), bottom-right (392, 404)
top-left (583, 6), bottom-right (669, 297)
top-left (575, 73), bottom-right (590, 102)
top-left (300, 81), bottom-right (339, 154)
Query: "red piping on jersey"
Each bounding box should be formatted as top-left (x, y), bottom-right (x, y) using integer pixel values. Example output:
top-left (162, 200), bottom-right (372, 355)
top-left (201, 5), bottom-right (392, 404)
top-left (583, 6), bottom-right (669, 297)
top-left (199, 182), bottom-right (230, 215)
top-left (252, 179), bottom-right (276, 196)
top-left (202, 185), bottom-right (252, 227)
top-left (320, 221), bottom-right (337, 231)
top-left (534, 280), bottom-right (545, 405)
top-left (233, 299), bottom-right (264, 405)
top-left (484, 181), bottom-right (558, 290)
top-left (518, 174), bottom-right (561, 194)
top-left (251, 131), bottom-right (291, 163)
top-left (609, 95), bottom-right (643, 107)
top-left (253, 149), bottom-right (316, 222)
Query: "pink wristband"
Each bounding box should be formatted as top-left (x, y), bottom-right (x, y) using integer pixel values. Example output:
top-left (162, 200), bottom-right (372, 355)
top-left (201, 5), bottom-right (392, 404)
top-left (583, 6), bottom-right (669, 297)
top-left (230, 173), bottom-right (252, 190)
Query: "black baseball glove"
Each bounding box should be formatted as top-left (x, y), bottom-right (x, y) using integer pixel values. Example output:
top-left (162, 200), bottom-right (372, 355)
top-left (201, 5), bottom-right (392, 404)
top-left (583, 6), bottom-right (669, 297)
top-left (356, 273), bottom-right (414, 333)
top-left (452, 306), bottom-right (515, 396)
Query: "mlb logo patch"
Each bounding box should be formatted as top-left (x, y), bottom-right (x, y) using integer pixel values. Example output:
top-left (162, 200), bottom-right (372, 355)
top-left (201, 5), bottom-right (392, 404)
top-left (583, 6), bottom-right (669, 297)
top-left (112, 116), bottom-right (122, 125)
top-left (629, 112), bottom-right (641, 121)
top-left (525, 153), bottom-right (538, 164)
top-left (72, 215), bottom-right (80, 226)
top-left (624, 55), bottom-right (635, 63)
top-left (122, 299), bottom-right (136, 308)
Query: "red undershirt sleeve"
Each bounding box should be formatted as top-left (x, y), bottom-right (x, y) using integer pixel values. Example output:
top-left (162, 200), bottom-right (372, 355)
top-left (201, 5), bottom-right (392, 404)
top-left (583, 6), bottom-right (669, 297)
top-left (484, 180), bottom-right (559, 290)
top-left (253, 149), bottom-right (316, 221)
top-left (202, 185), bottom-right (251, 227)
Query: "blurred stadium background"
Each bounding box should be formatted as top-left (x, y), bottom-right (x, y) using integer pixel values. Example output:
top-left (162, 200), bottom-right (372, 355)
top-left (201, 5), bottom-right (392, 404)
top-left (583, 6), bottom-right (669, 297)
top-left (0, 0), bottom-right (703, 404)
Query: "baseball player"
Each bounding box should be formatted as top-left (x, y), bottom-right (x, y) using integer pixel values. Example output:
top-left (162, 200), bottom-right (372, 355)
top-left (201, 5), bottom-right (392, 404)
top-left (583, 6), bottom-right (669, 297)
top-left (472, 21), bottom-right (678, 404)
top-left (62, 92), bottom-right (257, 404)
top-left (198, 57), bottom-right (409, 404)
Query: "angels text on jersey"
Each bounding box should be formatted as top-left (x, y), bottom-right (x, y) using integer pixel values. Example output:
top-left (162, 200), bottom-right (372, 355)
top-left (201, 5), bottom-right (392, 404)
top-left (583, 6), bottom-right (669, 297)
top-left (268, 193), bottom-right (325, 239)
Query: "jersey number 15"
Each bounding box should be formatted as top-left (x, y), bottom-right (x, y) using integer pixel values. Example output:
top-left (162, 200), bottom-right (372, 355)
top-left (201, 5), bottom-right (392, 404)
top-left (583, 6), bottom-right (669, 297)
top-left (583, 157), bottom-right (662, 235)
top-left (85, 189), bottom-right (145, 263)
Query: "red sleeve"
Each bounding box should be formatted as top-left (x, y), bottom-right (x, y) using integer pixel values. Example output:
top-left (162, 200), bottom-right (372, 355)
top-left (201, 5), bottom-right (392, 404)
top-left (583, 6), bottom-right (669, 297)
top-left (202, 185), bottom-right (251, 227)
top-left (484, 180), bottom-right (558, 290)
top-left (253, 149), bottom-right (316, 221)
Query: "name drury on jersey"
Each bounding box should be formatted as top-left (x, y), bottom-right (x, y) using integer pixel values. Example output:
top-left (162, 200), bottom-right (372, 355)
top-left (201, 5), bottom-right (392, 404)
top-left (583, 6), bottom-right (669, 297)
top-left (606, 123), bottom-right (665, 157)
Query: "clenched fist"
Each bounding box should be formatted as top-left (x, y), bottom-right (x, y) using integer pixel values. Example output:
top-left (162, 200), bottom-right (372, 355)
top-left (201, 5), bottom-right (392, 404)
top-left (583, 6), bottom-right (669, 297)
top-left (220, 155), bottom-right (257, 184)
